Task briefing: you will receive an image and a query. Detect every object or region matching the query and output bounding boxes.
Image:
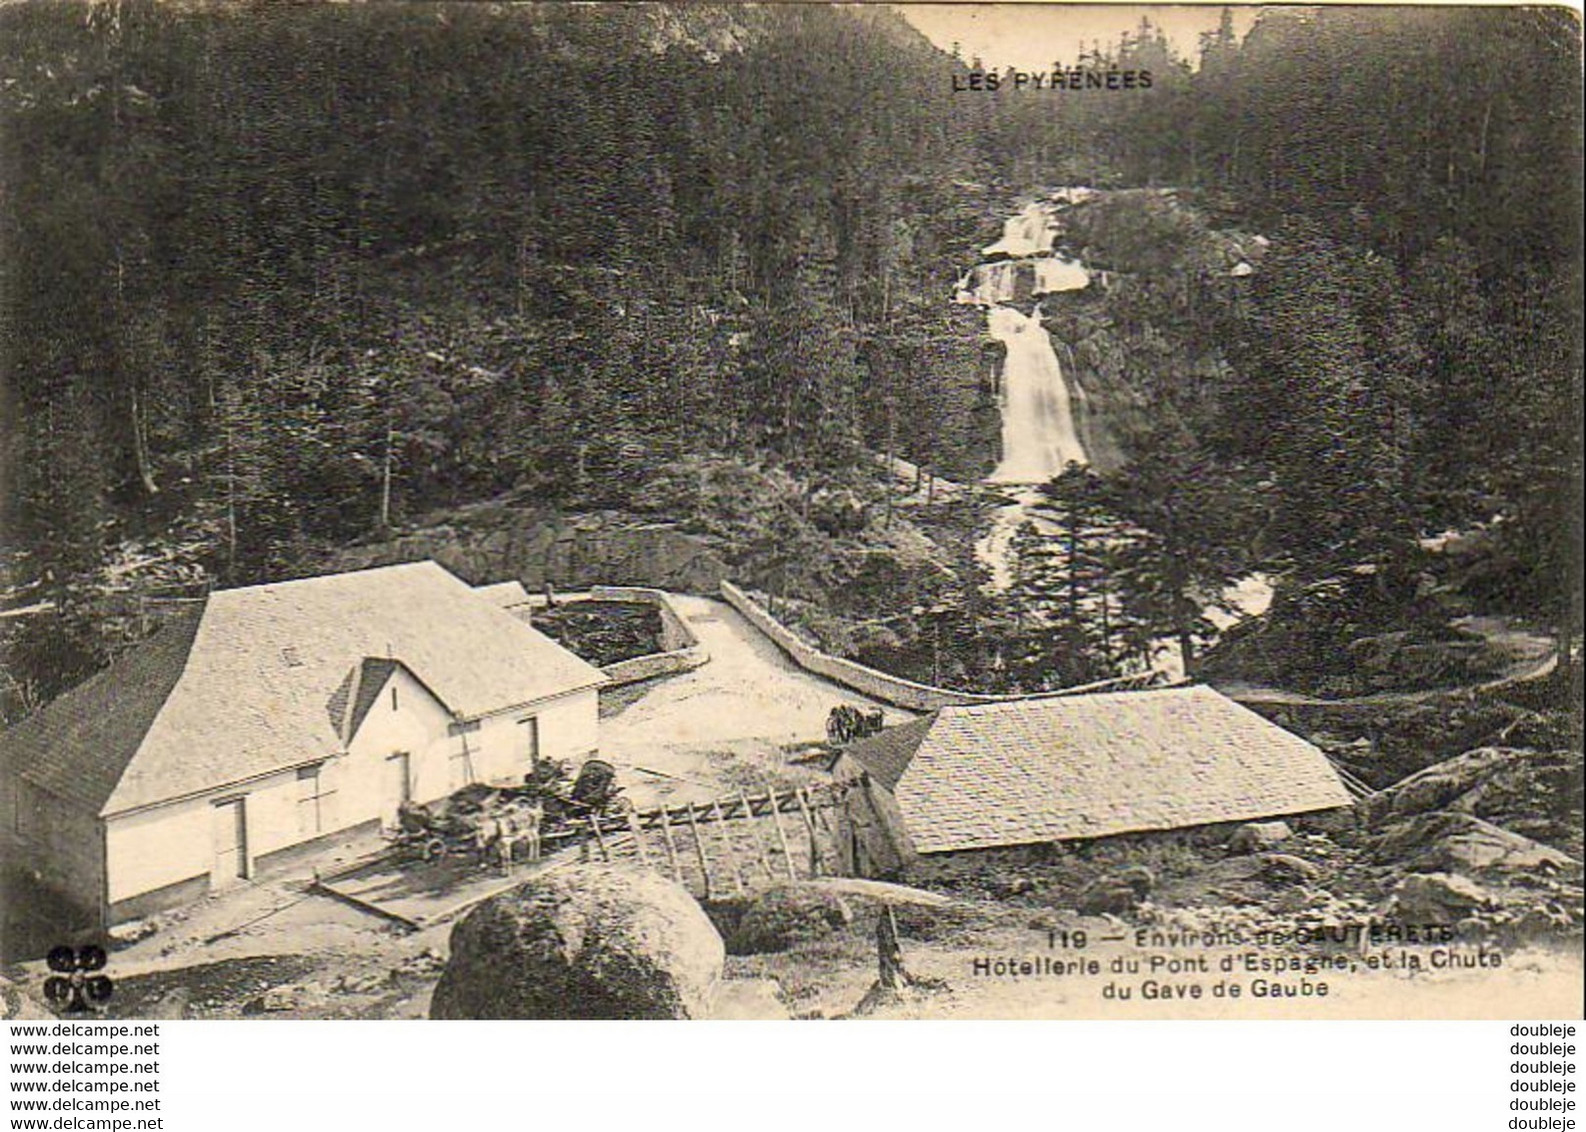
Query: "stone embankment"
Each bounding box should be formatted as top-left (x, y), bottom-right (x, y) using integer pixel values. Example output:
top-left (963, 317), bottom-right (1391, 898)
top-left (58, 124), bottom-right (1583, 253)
top-left (582, 585), bottom-right (710, 687)
top-left (719, 580), bottom-right (1150, 711)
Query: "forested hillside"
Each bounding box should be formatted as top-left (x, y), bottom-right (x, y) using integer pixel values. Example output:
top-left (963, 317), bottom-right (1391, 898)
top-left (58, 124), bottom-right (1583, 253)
top-left (1, 2), bottom-right (1579, 718)
top-left (0, 0), bottom-right (999, 710)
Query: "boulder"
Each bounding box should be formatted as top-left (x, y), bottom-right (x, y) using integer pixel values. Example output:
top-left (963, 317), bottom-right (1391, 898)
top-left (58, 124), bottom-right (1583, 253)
top-left (1076, 866), bottom-right (1155, 916)
top-left (0, 975), bottom-right (53, 1020)
top-left (1228, 821), bottom-right (1293, 855)
top-left (809, 488), bottom-right (868, 536)
top-left (997, 875), bottom-right (1037, 898)
top-left (1369, 811), bottom-right (1578, 877)
top-left (1388, 873), bottom-right (1492, 924)
top-left (430, 865), bottom-right (723, 1020)
top-left (1513, 905), bottom-right (1577, 939)
top-left (727, 883), bottom-right (854, 955)
top-left (1364, 748), bottom-right (1521, 824)
top-left (1260, 853), bottom-right (1323, 885)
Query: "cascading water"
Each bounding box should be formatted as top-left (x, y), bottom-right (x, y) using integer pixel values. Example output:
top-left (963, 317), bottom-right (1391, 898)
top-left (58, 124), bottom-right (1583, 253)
top-left (961, 195), bottom-right (1094, 588)
top-left (987, 303), bottom-right (1089, 484)
top-left (958, 190), bottom-right (1273, 673)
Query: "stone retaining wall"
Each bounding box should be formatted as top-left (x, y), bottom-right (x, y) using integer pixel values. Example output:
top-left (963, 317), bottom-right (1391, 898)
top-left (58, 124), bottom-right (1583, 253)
top-left (719, 581), bottom-right (1143, 711)
top-left (585, 586), bottom-right (710, 688)
top-left (719, 582), bottom-right (1014, 710)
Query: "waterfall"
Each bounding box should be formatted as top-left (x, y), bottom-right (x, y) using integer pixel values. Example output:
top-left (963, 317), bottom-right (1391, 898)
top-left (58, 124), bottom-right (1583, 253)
top-left (963, 194), bottom-right (1095, 589)
top-left (982, 201), bottom-right (1057, 258)
top-left (986, 304), bottom-right (1088, 484)
top-left (959, 196), bottom-right (1093, 483)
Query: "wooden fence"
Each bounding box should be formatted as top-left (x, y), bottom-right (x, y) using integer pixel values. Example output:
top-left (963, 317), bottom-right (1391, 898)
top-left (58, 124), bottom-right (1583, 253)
top-left (573, 785), bottom-right (844, 901)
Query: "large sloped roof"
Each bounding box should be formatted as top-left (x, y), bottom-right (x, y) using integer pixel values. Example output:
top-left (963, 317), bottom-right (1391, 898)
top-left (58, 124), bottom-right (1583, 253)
top-left (844, 685), bottom-right (1352, 853)
top-left (2, 561), bottom-right (607, 818)
top-left (473, 580), bottom-right (532, 609)
top-left (0, 608), bottom-right (203, 813)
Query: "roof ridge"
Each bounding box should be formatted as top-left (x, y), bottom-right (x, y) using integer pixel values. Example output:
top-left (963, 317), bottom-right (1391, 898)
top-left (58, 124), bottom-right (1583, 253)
top-left (209, 559), bottom-right (444, 597)
top-left (943, 683), bottom-right (1205, 716)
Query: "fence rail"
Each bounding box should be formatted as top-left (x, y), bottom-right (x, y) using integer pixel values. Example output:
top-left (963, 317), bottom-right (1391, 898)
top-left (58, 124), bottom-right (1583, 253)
top-left (577, 784), bottom-right (844, 901)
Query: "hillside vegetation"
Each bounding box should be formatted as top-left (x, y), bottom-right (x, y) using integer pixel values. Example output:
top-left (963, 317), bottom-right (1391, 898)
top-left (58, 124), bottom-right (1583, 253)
top-left (1, 4), bottom-right (1578, 734)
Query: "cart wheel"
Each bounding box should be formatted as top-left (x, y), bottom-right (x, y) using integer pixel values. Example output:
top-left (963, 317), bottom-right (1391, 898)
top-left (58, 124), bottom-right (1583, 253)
top-left (422, 837), bottom-right (446, 861)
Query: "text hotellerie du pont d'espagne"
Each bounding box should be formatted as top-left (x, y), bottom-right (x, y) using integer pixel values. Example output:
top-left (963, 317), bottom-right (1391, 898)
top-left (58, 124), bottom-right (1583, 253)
top-left (968, 923), bottom-right (1506, 1002)
top-left (953, 68), bottom-right (1154, 93)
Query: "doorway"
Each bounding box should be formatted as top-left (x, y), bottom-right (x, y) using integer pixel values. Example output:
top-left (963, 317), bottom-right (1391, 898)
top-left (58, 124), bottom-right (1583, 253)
top-left (518, 717), bottom-right (540, 774)
top-left (211, 798), bottom-right (249, 886)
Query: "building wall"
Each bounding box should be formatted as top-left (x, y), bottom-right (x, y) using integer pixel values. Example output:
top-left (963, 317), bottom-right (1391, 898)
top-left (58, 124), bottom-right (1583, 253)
top-left (97, 672), bottom-right (601, 920)
top-left (342, 670), bottom-right (598, 812)
top-left (829, 759), bottom-right (917, 878)
top-left (3, 779), bottom-right (105, 926)
top-left (104, 764), bottom-right (306, 908)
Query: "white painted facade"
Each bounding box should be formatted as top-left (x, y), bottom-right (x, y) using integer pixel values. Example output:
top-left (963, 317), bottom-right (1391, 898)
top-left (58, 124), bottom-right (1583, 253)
top-left (101, 666), bottom-right (599, 911)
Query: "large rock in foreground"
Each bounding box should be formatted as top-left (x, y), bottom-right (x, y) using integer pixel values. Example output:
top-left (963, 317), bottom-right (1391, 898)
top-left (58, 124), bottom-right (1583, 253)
top-left (0, 975), bottom-right (53, 1021)
top-left (726, 883), bottom-right (853, 955)
top-left (430, 866), bottom-right (724, 1020)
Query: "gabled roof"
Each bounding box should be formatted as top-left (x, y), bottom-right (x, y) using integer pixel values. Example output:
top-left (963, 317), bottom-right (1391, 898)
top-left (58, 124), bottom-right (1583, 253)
top-left (843, 685), bottom-right (1352, 854)
top-left (2, 561), bottom-right (607, 818)
top-left (833, 716), bottom-right (933, 791)
top-left (345, 657), bottom-right (402, 742)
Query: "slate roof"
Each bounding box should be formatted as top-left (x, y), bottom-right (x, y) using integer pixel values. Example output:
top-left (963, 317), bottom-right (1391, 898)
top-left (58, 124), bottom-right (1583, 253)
top-left (844, 685), bottom-right (1352, 853)
top-left (0, 609), bottom-right (202, 813)
top-left (344, 657), bottom-right (401, 742)
top-left (1, 561), bottom-right (607, 818)
top-left (834, 716), bottom-right (934, 790)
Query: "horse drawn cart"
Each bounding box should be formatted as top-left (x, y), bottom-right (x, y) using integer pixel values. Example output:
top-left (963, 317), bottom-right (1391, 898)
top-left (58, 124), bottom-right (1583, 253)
top-left (384, 758), bottom-right (628, 870)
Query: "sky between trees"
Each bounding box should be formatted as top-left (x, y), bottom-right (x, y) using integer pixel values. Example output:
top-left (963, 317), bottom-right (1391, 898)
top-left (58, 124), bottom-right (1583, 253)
top-left (899, 3), bottom-right (1261, 70)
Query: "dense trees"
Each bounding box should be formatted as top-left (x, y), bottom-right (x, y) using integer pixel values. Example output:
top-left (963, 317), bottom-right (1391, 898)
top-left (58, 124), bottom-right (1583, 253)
top-left (0, 2), bottom-right (1578, 709)
top-left (0, 1), bottom-right (993, 706)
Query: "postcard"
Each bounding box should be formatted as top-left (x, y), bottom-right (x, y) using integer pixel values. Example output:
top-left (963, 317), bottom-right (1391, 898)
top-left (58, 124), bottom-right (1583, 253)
top-left (1, 1), bottom-right (1580, 1023)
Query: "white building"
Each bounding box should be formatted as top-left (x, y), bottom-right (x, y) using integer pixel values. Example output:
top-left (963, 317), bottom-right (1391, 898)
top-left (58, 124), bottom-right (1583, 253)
top-left (1, 561), bottom-right (607, 929)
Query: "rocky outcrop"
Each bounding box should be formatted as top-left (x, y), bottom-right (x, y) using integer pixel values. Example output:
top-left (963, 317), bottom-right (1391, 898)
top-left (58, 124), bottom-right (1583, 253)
top-left (430, 866), bottom-right (724, 1020)
top-left (0, 975), bottom-right (53, 1020)
top-left (1387, 872), bottom-right (1493, 924)
top-left (331, 508), bottom-right (732, 596)
top-left (726, 883), bottom-right (854, 955)
top-left (1259, 853), bottom-right (1323, 885)
top-left (1363, 747), bottom-right (1523, 824)
top-left (1367, 811), bottom-right (1577, 878)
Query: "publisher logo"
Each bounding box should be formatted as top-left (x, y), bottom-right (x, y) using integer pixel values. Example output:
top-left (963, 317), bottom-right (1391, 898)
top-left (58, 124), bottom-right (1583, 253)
top-left (43, 945), bottom-right (114, 1013)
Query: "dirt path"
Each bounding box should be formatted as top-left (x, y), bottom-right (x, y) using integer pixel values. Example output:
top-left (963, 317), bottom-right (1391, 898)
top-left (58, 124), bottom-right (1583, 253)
top-left (598, 594), bottom-right (910, 807)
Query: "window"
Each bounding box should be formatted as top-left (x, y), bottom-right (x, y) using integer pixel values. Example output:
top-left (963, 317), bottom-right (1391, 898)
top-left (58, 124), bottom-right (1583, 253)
top-left (280, 647), bottom-right (304, 668)
top-left (297, 765), bottom-right (336, 837)
top-left (390, 685), bottom-right (399, 711)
